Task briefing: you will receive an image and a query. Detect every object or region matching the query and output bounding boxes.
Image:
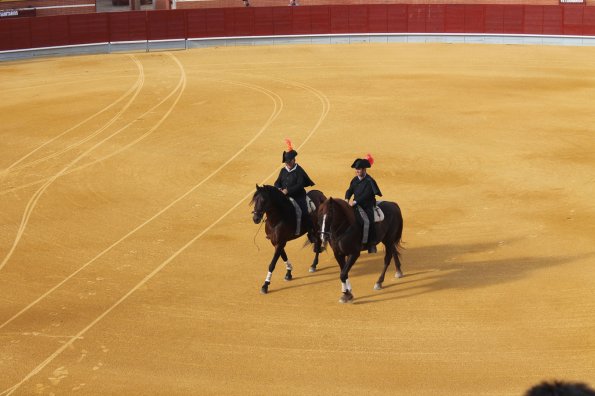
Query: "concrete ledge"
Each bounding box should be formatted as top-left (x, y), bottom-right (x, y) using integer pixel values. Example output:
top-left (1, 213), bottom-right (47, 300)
top-left (3, 33), bottom-right (595, 61)
top-left (148, 39), bottom-right (186, 51)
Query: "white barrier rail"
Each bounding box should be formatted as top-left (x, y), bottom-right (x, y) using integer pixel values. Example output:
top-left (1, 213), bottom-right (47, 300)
top-left (2, 33), bottom-right (595, 61)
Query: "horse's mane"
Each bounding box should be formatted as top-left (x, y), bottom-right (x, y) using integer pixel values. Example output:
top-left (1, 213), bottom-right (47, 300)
top-left (251, 185), bottom-right (295, 220)
top-left (263, 184), bottom-right (291, 206)
top-left (329, 198), bottom-right (356, 225)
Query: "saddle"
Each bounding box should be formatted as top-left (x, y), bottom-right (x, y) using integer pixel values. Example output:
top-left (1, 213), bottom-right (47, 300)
top-left (306, 196), bottom-right (316, 214)
top-left (288, 197), bottom-right (316, 236)
top-left (356, 204), bottom-right (384, 223)
top-left (356, 204), bottom-right (385, 244)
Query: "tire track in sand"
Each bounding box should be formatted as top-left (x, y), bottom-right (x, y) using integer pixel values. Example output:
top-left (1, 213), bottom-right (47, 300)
top-left (0, 53), bottom-right (184, 273)
top-left (0, 69), bottom-right (284, 330)
top-left (0, 55), bottom-right (144, 180)
top-left (0, 73), bottom-right (330, 396)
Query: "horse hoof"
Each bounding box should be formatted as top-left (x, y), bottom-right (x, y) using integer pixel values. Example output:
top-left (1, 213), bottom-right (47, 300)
top-left (261, 283), bottom-right (269, 294)
top-left (284, 272), bottom-right (293, 281)
top-left (338, 292), bottom-right (354, 304)
top-left (374, 283), bottom-right (382, 290)
top-left (309, 266), bottom-right (316, 273)
top-left (395, 271), bottom-right (404, 278)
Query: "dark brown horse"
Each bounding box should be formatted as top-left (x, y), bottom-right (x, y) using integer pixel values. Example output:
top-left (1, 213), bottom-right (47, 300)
top-left (318, 198), bottom-right (403, 303)
top-left (251, 185), bottom-right (327, 294)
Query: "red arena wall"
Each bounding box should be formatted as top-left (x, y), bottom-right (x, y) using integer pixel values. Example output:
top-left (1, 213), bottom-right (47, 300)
top-left (2, 4), bottom-right (595, 51)
top-left (175, 0), bottom-right (595, 9)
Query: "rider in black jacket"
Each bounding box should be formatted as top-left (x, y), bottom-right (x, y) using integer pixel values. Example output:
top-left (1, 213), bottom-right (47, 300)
top-left (274, 139), bottom-right (315, 239)
top-left (345, 154), bottom-right (382, 253)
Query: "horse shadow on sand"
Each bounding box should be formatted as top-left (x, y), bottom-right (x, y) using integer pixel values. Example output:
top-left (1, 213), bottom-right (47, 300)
top-left (349, 238), bottom-right (594, 305)
top-left (272, 238), bottom-right (594, 304)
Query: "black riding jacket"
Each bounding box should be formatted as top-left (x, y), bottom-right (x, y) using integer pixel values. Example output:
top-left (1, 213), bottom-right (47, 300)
top-left (274, 164), bottom-right (315, 199)
top-left (345, 174), bottom-right (382, 208)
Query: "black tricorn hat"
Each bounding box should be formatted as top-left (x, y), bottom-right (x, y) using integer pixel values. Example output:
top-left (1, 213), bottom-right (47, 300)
top-left (282, 149), bottom-right (298, 163)
top-left (351, 158), bottom-right (371, 169)
top-left (351, 153), bottom-right (374, 169)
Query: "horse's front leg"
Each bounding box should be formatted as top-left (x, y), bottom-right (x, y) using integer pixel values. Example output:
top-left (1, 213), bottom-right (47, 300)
top-left (339, 252), bottom-right (360, 303)
top-left (261, 244), bottom-right (285, 294)
top-left (279, 248), bottom-right (293, 281)
top-left (309, 242), bottom-right (321, 273)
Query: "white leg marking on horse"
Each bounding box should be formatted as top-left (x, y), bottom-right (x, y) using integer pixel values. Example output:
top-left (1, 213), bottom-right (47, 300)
top-left (341, 282), bottom-right (347, 292)
top-left (320, 214), bottom-right (327, 242)
top-left (346, 279), bottom-right (352, 292)
top-left (285, 261), bottom-right (293, 271)
top-left (265, 272), bottom-right (272, 282)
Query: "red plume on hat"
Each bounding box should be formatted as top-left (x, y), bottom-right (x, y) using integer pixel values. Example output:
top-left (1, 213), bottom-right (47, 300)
top-left (366, 153), bottom-right (374, 166)
top-left (285, 138), bottom-right (293, 151)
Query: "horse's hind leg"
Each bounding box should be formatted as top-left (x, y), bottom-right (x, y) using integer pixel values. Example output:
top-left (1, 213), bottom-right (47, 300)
top-left (374, 245), bottom-right (393, 290)
top-left (261, 244), bottom-right (284, 294)
top-left (279, 248), bottom-right (293, 281)
top-left (393, 244), bottom-right (403, 278)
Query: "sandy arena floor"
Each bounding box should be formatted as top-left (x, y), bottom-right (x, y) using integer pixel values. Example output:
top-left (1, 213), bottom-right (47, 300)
top-left (1, 43), bottom-right (594, 395)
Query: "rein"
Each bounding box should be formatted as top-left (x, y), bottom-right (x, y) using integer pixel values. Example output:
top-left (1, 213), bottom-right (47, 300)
top-left (253, 213), bottom-right (266, 251)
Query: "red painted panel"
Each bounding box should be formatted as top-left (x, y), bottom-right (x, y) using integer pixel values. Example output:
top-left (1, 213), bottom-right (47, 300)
top-left (367, 4), bottom-right (387, 33)
top-left (5, 4), bottom-right (595, 54)
top-left (563, 5), bottom-right (584, 35)
top-left (583, 6), bottom-right (595, 35)
top-left (273, 7), bottom-right (292, 35)
top-left (426, 4), bottom-right (445, 33)
top-left (0, 20), bottom-right (12, 51)
top-left (502, 5), bottom-right (523, 34)
top-left (69, 14), bottom-right (109, 45)
top-left (146, 11), bottom-right (167, 39)
top-left (0, 18), bottom-right (30, 50)
top-left (67, 15), bottom-right (89, 45)
top-left (330, 5), bottom-right (349, 34)
top-left (348, 5), bottom-right (368, 34)
top-left (445, 4), bottom-right (465, 33)
top-left (523, 5), bottom-right (543, 35)
top-left (291, 6), bottom-right (309, 35)
top-left (32, 16), bottom-right (69, 48)
top-left (485, 5), bottom-right (504, 34)
top-left (127, 12), bottom-right (148, 41)
top-left (30, 17), bottom-right (52, 48)
top-left (408, 4), bottom-right (427, 33)
top-left (167, 10), bottom-right (186, 38)
top-left (186, 9), bottom-right (207, 38)
top-left (387, 4), bottom-right (407, 33)
top-left (232, 8), bottom-right (254, 36)
top-left (254, 7), bottom-right (273, 36)
top-left (88, 14), bottom-right (110, 43)
top-left (310, 6), bottom-right (330, 34)
top-left (542, 5), bottom-right (563, 35)
top-left (110, 13), bottom-right (132, 42)
top-left (464, 5), bottom-right (484, 33)
top-left (205, 9), bottom-right (226, 37)
top-left (147, 10), bottom-right (185, 40)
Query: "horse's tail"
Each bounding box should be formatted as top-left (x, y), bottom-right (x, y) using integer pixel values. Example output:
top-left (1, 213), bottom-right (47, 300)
top-left (391, 202), bottom-right (405, 256)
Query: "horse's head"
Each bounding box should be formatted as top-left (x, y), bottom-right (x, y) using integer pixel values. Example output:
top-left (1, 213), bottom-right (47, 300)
top-left (250, 185), bottom-right (269, 224)
top-left (318, 197), bottom-right (335, 247)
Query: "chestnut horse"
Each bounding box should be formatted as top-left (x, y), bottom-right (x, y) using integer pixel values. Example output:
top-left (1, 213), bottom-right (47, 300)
top-left (318, 198), bottom-right (403, 303)
top-left (251, 185), bottom-right (326, 294)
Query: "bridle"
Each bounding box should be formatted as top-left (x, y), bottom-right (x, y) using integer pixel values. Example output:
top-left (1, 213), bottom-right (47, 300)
top-left (319, 203), bottom-right (332, 243)
top-left (251, 191), bottom-right (269, 221)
